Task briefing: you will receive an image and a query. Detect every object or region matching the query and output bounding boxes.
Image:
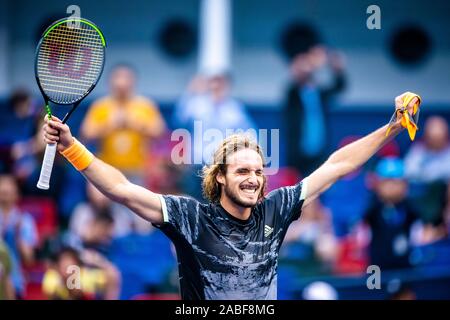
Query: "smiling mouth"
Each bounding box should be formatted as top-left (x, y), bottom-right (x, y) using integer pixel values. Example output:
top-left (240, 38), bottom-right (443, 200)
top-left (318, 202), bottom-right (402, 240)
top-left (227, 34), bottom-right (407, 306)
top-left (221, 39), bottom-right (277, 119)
top-left (240, 185), bottom-right (259, 195)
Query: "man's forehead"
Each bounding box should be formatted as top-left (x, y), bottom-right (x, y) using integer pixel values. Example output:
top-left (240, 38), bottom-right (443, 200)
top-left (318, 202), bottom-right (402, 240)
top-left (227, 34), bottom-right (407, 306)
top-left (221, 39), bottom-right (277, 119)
top-left (226, 148), bottom-right (263, 169)
top-left (0, 177), bottom-right (16, 187)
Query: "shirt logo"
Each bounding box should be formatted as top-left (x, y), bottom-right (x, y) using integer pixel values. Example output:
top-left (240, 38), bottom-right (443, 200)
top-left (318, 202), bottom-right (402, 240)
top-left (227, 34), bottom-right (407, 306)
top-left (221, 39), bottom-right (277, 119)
top-left (264, 225), bottom-right (274, 238)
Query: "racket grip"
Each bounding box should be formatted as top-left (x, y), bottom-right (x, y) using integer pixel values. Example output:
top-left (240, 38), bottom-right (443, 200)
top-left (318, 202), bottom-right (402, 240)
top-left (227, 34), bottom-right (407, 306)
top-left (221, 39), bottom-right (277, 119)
top-left (37, 143), bottom-right (57, 190)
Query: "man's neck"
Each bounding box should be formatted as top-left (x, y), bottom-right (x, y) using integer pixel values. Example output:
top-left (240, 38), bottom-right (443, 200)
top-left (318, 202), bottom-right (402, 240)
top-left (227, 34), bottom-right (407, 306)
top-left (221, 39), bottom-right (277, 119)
top-left (219, 196), bottom-right (252, 221)
top-left (211, 91), bottom-right (227, 104)
top-left (113, 95), bottom-right (132, 104)
top-left (0, 205), bottom-right (14, 216)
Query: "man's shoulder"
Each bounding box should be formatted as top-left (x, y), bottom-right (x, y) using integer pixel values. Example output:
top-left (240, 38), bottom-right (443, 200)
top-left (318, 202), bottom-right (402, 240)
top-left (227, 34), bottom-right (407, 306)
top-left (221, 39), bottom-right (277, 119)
top-left (91, 96), bottom-right (114, 108)
top-left (86, 97), bottom-right (115, 119)
top-left (263, 181), bottom-right (304, 200)
top-left (133, 95), bottom-right (158, 109)
top-left (162, 194), bottom-right (207, 211)
top-left (256, 182), bottom-right (305, 218)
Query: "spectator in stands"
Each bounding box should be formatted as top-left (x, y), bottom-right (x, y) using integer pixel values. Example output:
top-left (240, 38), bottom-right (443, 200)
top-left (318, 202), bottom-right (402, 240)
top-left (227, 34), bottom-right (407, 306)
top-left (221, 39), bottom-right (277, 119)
top-left (282, 46), bottom-right (346, 176)
top-left (281, 198), bottom-right (337, 276)
top-left (70, 182), bottom-right (134, 239)
top-left (63, 210), bottom-right (122, 299)
top-left (2, 98), bottom-right (65, 198)
top-left (0, 89), bottom-right (37, 174)
top-left (68, 207), bottom-right (115, 256)
top-left (42, 246), bottom-right (120, 300)
top-left (404, 116), bottom-right (449, 228)
top-left (0, 174), bottom-right (38, 298)
top-left (174, 72), bottom-right (257, 162)
top-left (0, 88), bottom-right (37, 147)
top-left (173, 72), bottom-right (257, 200)
top-left (0, 239), bottom-right (15, 300)
top-left (404, 116), bottom-right (450, 183)
top-left (363, 158), bottom-right (417, 270)
top-left (81, 64), bottom-right (166, 181)
top-left (410, 210), bottom-right (450, 268)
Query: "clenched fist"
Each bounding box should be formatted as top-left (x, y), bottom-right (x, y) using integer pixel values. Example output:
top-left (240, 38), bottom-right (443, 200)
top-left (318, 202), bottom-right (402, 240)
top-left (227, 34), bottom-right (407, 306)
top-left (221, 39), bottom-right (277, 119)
top-left (42, 116), bottom-right (74, 152)
top-left (394, 91), bottom-right (420, 123)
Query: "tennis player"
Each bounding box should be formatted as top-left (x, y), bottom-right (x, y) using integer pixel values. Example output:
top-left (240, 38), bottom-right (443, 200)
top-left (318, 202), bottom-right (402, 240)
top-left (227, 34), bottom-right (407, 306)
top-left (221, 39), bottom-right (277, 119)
top-left (43, 92), bottom-right (420, 300)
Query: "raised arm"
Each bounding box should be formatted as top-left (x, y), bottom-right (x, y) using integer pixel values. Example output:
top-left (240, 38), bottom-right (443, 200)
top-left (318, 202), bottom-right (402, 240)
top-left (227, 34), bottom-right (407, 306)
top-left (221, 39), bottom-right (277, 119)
top-left (43, 116), bottom-right (163, 225)
top-left (302, 92), bottom-right (420, 208)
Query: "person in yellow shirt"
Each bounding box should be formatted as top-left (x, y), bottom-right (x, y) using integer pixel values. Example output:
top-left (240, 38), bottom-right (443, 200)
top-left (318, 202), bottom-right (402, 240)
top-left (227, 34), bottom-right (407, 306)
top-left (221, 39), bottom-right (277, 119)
top-left (81, 64), bottom-right (166, 178)
top-left (42, 247), bottom-right (120, 300)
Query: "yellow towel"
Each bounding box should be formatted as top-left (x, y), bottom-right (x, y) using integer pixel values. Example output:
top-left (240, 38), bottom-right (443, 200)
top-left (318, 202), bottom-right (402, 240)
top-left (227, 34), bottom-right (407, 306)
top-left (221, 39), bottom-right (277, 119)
top-left (386, 92), bottom-right (422, 141)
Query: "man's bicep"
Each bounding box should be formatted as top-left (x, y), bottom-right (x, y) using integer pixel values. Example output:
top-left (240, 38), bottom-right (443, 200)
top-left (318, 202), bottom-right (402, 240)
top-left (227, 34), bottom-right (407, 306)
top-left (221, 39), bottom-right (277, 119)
top-left (122, 183), bottom-right (164, 224)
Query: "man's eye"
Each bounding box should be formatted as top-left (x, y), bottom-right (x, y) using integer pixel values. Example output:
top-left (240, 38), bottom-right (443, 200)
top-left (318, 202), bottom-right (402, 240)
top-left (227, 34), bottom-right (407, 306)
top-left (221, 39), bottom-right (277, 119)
top-left (236, 169), bottom-right (249, 174)
top-left (255, 170), bottom-right (263, 176)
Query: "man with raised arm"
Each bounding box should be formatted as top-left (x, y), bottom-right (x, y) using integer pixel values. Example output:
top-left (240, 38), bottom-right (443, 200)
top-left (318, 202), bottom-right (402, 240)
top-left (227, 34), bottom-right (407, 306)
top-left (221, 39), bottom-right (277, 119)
top-left (43, 92), bottom-right (421, 300)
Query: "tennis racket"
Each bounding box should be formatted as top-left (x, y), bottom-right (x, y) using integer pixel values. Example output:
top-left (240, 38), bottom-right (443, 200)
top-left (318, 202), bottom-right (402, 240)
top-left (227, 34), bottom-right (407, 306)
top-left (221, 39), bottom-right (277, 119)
top-left (35, 17), bottom-right (106, 190)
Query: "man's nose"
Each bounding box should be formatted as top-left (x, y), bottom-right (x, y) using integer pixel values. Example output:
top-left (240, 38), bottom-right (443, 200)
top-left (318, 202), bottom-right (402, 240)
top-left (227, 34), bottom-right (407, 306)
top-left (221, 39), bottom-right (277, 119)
top-left (247, 171), bottom-right (258, 183)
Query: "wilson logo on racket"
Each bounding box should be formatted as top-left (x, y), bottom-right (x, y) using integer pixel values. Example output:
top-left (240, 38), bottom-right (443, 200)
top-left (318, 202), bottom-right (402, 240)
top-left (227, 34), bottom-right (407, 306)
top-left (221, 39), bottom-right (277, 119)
top-left (48, 43), bottom-right (93, 79)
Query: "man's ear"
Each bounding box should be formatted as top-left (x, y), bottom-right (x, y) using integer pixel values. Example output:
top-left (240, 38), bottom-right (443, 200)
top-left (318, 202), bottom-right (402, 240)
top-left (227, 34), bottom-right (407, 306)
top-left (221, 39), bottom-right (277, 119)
top-left (216, 172), bottom-right (226, 185)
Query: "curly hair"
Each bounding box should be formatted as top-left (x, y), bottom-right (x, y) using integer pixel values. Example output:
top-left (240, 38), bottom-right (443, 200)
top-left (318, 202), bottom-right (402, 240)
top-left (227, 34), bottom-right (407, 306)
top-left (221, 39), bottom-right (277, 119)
top-left (201, 134), bottom-right (267, 203)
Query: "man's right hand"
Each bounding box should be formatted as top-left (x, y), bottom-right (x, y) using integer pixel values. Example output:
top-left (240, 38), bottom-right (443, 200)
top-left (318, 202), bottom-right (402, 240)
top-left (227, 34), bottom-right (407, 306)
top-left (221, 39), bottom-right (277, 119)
top-left (43, 116), bottom-right (74, 152)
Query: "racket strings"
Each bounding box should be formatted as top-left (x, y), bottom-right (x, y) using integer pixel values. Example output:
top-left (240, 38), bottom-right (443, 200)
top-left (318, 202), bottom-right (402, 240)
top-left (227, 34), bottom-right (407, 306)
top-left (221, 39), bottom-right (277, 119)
top-left (37, 21), bottom-right (104, 104)
top-left (38, 30), bottom-right (102, 101)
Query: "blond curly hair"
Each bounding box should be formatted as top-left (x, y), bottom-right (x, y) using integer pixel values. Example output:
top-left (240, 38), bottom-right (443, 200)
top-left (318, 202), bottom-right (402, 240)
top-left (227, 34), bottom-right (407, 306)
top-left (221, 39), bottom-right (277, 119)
top-left (201, 134), bottom-right (267, 203)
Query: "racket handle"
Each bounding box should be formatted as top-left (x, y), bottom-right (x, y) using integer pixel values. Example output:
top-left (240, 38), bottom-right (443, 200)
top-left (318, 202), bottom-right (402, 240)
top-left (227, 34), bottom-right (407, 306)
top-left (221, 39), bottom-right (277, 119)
top-left (37, 143), bottom-right (57, 190)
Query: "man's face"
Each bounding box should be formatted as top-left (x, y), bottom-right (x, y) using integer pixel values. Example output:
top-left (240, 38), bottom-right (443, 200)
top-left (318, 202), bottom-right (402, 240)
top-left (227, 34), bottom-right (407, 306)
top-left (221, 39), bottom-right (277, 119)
top-left (376, 179), bottom-right (407, 204)
top-left (208, 75), bottom-right (229, 101)
top-left (217, 149), bottom-right (264, 208)
top-left (0, 177), bottom-right (19, 209)
top-left (424, 117), bottom-right (449, 151)
top-left (110, 67), bottom-right (135, 100)
top-left (291, 53), bottom-right (314, 83)
top-left (14, 97), bottom-right (32, 118)
top-left (88, 220), bottom-right (114, 245)
top-left (58, 253), bottom-right (79, 279)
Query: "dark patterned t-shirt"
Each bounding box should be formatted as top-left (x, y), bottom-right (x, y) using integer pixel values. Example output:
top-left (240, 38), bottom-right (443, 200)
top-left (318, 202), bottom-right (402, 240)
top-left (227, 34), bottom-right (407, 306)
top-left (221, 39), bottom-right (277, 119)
top-left (155, 180), bottom-right (307, 300)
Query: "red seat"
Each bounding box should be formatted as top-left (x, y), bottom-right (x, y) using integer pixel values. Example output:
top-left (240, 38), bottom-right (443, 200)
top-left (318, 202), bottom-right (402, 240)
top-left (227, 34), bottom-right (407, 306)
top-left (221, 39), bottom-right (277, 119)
top-left (24, 282), bottom-right (46, 300)
top-left (23, 261), bottom-right (47, 300)
top-left (18, 196), bottom-right (58, 246)
top-left (333, 227), bottom-right (369, 275)
top-left (131, 293), bottom-right (181, 300)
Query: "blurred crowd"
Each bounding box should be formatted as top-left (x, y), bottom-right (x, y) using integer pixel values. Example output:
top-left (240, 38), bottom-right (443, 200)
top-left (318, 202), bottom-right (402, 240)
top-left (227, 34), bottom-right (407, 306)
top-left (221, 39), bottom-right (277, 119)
top-left (0, 42), bottom-right (449, 300)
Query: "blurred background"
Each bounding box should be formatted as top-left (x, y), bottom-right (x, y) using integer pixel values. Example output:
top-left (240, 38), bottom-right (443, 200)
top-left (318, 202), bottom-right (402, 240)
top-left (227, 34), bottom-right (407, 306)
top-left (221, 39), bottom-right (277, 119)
top-left (0, 0), bottom-right (449, 300)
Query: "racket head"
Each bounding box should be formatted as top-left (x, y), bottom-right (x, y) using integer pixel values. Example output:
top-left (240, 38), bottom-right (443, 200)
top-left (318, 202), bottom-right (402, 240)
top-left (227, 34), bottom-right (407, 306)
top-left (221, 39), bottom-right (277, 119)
top-left (35, 18), bottom-right (106, 105)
